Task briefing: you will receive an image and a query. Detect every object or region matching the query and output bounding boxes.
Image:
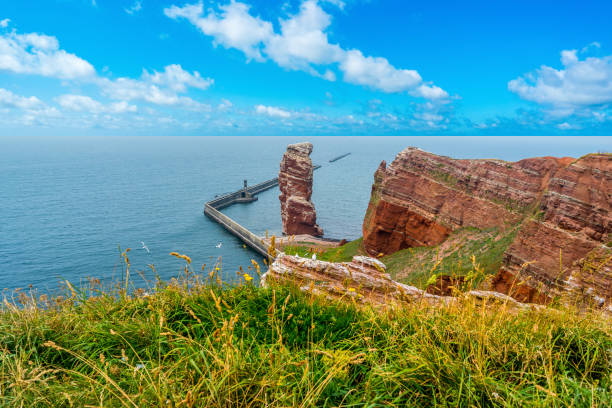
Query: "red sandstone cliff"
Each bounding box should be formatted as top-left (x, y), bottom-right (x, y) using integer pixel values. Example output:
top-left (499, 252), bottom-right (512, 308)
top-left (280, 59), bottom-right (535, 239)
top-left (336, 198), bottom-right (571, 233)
top-left (362, 148), bottom-right (611, 307)
top-left (279, 142), bottom-right (323, 237)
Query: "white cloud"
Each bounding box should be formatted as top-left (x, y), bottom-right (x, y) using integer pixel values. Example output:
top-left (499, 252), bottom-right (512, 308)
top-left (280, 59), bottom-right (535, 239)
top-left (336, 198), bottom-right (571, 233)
top-left (165, 1), bottom-right (273, 61)
top-left (255, 104), bottom-right (292, 118)
top-left (321, 0), bottom-right (345, 9)
top-left (0, 19), bottom-right (10, 28)
top-left (0, 88), bottom-right (43, 109)
top-left (0, 31), bottom-right (95, 79)
top-left (557, 122), bottom-right (579, 130)
top-left (508, 47), bottom-right (612, 107)
top-left (165, 0), bottom-right (448, 99)
top-left (99, 64), bottom-right (213, 108)
top-left (265, 0), bottom-right (342, 76)
top-left (125, 1), bottom-right (143, 15)
top-left (144, 63), bottom-right (213, 92)
top-left (0, 88), bottom-right (62, 128)
top-left (0, 27), bottom-right (220, 129)
top-left (57, 94), bottom-right (137, 113)
top-left (415, 84), bottom-right (449, 99)
top-left (340, 49), bottom-right (417, 92)
top-left (218, 98), bottom-right (232, 110)
top-left (581, 42), bottom-right (601, 54)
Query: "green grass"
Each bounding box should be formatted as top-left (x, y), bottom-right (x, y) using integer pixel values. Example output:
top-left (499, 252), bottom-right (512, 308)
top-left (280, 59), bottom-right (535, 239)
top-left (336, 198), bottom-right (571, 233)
top-left (0, 264), bottom-right (610, 408)
top-left (382, 227), bottom-right (519, 288)
top-left (283, 238), bottom-right (363, 263)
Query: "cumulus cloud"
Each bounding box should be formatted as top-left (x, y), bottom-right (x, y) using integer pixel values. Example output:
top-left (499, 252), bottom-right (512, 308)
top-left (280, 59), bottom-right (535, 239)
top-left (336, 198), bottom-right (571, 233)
top-left (125, 1), bottom-right (143, 15)
top-left (218, 98), bottom-right (232, 110)
top-left (0, 31), bottom-right (95, 79)
top-left (0, 19), bottom-right (10, 28)
top-left (165, 1), bottom-right (273, 60)
top-left (556, 122), bottom-right (578, 130)
top-left (265, 0), bottom-right (342, 77)
top-left (0, 88), bottom-right (62, 128)
top-left (255, 104), bottom-right (292, 118)
top-left (166, 0), bottom-right (448, 99)
top-left (144, 63), bottom-right (213, 92)
top-left (99, 64), bottom-right (213, 109)
top-left (57, 94), bottom-right (137, 113)
top-left (0, 26), bottom-right (214, 114)
top-left (0, 88), bottom-right (44, 109)
top-left (340, 49), bottom-right (419, 92)
top-left (508, 48), bottom-right (612, 107)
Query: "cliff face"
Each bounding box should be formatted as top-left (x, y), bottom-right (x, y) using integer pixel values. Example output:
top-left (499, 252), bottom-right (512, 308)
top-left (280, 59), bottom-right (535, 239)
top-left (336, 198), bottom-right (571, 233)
top-left (279, 142), bottom-right (323, 237)
top-left (363, 148), bottom-right (611, 306)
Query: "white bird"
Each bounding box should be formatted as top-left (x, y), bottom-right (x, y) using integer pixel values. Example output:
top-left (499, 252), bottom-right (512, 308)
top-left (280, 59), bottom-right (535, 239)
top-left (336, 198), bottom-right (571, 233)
top-left (216, 242), bottom-right (223, 248)
top-left (312, 253), bottom-right (317, 260)
top-left (141, 241), bottom-right (150, 253)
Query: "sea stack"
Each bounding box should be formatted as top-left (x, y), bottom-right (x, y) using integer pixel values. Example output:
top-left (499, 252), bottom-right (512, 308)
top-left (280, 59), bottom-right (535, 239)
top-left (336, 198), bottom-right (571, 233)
top-left (278, 142), bottom-right (323, 237)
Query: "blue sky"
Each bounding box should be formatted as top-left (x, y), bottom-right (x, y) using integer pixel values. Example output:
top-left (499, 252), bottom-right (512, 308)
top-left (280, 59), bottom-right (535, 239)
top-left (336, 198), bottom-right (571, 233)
top-left (1, 0), bottom-right (612, 135)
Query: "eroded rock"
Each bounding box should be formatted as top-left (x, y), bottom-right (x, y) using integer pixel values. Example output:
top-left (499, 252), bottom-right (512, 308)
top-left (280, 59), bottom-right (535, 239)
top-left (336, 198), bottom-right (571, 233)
top-left (262, 253), bottom-right (535, 309)
top-left (279, 142), bottom-right (323, 236)
top-left (362, 148), bottom-right (611, 307)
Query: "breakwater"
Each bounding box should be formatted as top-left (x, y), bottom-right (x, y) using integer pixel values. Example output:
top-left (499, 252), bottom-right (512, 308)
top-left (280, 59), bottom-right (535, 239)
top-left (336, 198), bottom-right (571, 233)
top-left (203, 166), bottom-right (322, 258)
top-left (329, 152), bottom-right (351, 162)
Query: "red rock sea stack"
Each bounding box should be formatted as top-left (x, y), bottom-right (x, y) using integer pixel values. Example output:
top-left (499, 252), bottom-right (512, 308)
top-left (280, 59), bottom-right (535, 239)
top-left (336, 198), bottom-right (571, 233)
top-left (278, 142), bottom-right (323, 237)
top-left (362, 147), bottom-right (611, 307)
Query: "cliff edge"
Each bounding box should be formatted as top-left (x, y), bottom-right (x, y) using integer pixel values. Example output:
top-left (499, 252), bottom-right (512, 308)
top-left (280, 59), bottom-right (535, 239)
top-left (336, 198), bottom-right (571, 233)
top-left (362, 148), bottom-right (611, 307)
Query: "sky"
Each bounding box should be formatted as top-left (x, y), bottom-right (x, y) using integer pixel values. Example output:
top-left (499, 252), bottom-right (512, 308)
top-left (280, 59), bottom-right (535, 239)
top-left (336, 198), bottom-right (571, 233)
top-left (1, 0), bottom-right (612, 136)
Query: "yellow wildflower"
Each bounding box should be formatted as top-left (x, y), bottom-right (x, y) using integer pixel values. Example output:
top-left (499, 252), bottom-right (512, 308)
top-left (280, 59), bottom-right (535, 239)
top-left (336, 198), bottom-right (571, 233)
top-left (348, 288), bottom-right (356, 292)
top-left (244, 274), bottom-right (253, 282)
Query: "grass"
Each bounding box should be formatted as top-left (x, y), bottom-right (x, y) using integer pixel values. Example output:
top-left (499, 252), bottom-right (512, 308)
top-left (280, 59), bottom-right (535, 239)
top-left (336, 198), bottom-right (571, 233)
top-left (282, 238), bottom-right (363, 263)
top-left (381, 227), bottom-right (519, 288)
top-left (283, 229), bottom-right (517, 290)
top-left (0, 255), bottom-right (611, 407)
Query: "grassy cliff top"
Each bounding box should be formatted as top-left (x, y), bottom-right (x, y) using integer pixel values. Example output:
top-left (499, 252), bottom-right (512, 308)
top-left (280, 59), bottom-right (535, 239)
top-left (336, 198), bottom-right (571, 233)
top-left (0, 262), bottom-right (610, 407)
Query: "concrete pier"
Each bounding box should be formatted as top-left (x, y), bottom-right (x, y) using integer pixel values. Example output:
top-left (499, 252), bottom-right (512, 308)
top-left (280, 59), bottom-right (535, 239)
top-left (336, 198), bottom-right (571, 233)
top-left (203, 165), bottom-right (322, 258)
top-left (204, 203), bottom-right (270, 257)
top-left (329, 152), bottom-right (351, 163)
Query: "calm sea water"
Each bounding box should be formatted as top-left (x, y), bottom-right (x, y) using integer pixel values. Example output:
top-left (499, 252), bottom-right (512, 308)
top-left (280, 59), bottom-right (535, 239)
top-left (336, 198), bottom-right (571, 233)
top-left (1, 136), bottom-right (610, 293)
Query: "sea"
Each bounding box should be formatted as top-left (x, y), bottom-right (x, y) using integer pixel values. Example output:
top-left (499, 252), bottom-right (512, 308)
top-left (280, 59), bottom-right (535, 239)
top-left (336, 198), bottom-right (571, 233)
top-left (1, 136), bottom-right (610, 294)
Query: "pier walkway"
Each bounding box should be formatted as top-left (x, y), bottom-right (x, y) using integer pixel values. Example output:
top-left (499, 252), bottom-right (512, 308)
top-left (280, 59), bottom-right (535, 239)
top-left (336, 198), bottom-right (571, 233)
top-left (202, 162), bottom-right (331, 258)
top-left (204, 178), bottom-right (283, 257)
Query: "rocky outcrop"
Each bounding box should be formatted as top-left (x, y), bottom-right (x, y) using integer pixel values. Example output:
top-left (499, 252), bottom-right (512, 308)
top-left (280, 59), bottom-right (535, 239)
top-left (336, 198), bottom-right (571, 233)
top-left (496, 153), bottom-right (611, 305)
top-left (262, 253), bottom-right (535, 309)
top-left (362, 148), bottom-right (611, 307)
top-left (279, 142), bottom-right (323, 236)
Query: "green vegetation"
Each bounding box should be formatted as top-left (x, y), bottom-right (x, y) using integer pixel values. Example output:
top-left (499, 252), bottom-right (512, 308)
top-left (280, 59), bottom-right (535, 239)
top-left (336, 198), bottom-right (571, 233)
top-left (283, 228), bottom-right (517, 291)
top-left (283, 238), bottom-right (363, 263)
top-left (382, 227), bottom-right (518, 288)
top-left (428, 168), bottom-right (459, 186)
top-left (1, 258), bottom-right (611, 407)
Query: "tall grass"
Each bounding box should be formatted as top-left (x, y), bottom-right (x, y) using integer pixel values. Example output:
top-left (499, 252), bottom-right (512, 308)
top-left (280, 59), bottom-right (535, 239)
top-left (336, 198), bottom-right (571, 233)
top-left (0, 258), bottom-right (610, 407)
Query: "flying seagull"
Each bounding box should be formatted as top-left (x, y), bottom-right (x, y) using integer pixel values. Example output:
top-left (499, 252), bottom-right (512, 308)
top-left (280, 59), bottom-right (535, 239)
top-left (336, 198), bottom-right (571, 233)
top-left (141, 241), bottom-right (150, 253)
top-left (216, 242), bottom-right (223, 248)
